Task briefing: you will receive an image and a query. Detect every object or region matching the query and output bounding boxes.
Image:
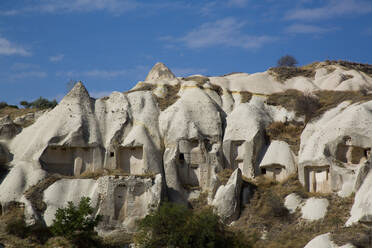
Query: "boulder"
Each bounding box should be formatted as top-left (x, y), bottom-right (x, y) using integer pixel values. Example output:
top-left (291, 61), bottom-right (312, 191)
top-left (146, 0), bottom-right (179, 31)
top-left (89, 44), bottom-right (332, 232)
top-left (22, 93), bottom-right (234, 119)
top-left (259, 140), bottom-right (297, 182)
top-left (284, 193), bottom-right (303, 214)
top-left (304, 233), bottom-right (355, 248)
top-left (346, 167), bottom-right (372, 226)
top-left (301, 197), bottom-right (329, 221)
top-left (212, 168), bottom-right (242, 223)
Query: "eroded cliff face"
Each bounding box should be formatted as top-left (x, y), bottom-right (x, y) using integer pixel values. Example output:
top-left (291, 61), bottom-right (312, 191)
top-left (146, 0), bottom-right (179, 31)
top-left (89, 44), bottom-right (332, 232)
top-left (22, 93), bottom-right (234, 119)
top-left (1, 61), bottom-right (372, 235)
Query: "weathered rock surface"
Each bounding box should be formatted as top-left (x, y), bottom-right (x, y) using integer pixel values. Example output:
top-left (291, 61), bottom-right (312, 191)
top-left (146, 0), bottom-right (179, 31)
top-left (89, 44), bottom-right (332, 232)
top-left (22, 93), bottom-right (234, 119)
top-left (0, 143), bottom-right (10, 164)
top-left (284, 193), bottom-right (303, 214)
top-left (304, 233), bottom-right (355, 248)
top-left (212, 168), bottom-right (242, 223)
top-left (260, 140), bottom-right (297, 181)
top-left (346, 164), bottom-right (372, 226)
top-left (0, 115), bottom-right (21, 140)
top-left (43, 175), bottom-right (162, 232)
top-left (299, 101), bottom-right (372, 195)
top-left (1, 62), bottom-right (372, 236)
top-left (301, 197), bottom-right (329, 221)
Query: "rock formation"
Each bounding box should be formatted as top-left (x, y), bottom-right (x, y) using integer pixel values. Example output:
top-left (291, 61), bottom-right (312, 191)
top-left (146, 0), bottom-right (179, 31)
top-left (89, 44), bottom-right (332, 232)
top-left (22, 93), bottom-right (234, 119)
top-left (1, 61), bottom-right (372, 242)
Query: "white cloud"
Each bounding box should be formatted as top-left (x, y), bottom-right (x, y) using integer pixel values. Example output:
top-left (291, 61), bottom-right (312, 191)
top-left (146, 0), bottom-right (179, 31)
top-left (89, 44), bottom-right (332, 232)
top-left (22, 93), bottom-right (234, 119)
top-left (0, 37), bottom-right (30, 56)
top-left (286, 0), bottom-right (372, 21)
top-left (285, 24), bottom-right (337, 34)
top-left (57, 65), bottom-right (148, 80)
top-left (1, 0), bottom-right (140, 16)
top-left (49, 54), bottom-right (65, 62)
top-left (163, 17), bottom-right (275, 50)
top-left (49, 54), bottom-right (64, 62)
top-left (10, 71), bottom-right (47, 80)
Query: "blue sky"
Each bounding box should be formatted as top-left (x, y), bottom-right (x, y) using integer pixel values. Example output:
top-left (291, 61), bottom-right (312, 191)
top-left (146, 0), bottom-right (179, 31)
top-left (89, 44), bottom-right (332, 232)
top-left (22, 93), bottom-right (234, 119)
top-left (1, 0), bottom-right (372, 105)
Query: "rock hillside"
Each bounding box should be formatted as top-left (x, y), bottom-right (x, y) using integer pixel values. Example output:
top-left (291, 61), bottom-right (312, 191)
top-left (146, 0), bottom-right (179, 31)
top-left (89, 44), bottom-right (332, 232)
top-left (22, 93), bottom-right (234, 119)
top-left (1, 61), bottom-right (372, 247)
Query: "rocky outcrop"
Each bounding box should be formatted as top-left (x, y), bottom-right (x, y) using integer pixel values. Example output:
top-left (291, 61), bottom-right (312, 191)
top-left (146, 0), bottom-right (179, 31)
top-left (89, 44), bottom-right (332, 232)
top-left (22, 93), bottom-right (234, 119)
top-left (301, 198), bottom-right (329, 221)
top-left (299, 101), bottom-right (372, 196)
top-left (43, 175), bottom-right (162, 232)
top-left (304, 233), bottom-right (355, 248)
top-left (346, 165), bottom-right (372, 226)
top-left (212, 168), bottom-right (242, 223)
top-left (0, 116), bottom-right (21, 140)
top-left (259, 140), bottom-right (297, 182)
top-left (0, 143), bottom-right (10, 165)
top-left (1, 62), bottom-right (372, 237)
top-left (284, 193), bottom-right (303, 214)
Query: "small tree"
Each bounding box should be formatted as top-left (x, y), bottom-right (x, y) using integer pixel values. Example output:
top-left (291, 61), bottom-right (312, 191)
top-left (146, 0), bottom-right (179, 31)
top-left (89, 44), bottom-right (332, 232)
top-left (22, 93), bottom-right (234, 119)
top-left (277, 55), bottom-right (298, 67)
top-left (134, 202), bottom-right (248, 248)
top-left (20, 101), bottom-right (31, 109)
top-left (50, 197), bottom-right (101, 241)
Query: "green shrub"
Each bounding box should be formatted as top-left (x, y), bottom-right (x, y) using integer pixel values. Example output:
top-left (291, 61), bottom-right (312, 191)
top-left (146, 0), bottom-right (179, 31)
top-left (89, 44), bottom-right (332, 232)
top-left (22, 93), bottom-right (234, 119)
top-left (19, 97), bottom-right (57, 109)
top-left (277, 55), bottom-right (298, 67)
top-left (50, 197), bottom-right (101, 242)
top-left (134, 202), bottom-right (249, 248)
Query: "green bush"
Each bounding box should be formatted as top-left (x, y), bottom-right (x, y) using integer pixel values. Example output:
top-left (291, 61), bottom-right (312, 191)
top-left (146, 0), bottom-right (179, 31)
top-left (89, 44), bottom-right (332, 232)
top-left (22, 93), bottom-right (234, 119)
top-left (50, 197), bottom-right (101, 242)
top-left (277, 55), bottom-right (298, 67)
top-left (134, 202), bottom-right (249, 248)
top-left (19, 97), bottom-right (57, 109)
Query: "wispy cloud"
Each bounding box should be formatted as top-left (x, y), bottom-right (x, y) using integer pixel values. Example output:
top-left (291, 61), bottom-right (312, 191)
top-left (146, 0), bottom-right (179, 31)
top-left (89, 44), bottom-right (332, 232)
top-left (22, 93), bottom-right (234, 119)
top-left (285, 24), bottom-right (337, 34)
top-left (57, 65), bottom-right (148, 80)
top-left (49, 54), bottom-right (65, 62)
top-left (0, 37), bottom-right (30, 56)
top-left (285, 0), bottom-right (372, 21)
top-left (10, 71), bottom-right (47, 80)
top-left (11, 63), bottom-right (40, 70)
top-left (0, 0), bottom-right (140, 16)
top-left (162, 17), bottom-right (275, 50)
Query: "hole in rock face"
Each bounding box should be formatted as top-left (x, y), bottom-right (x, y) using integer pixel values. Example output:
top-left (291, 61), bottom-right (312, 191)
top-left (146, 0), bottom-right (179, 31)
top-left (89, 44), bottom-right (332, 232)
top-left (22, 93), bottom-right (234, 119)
top-left (179, 153), bottom-right (185, 162)
top-left (110, 152), bottom-right (115, 157)
top-left (261, 168), bottom-right (266, 174)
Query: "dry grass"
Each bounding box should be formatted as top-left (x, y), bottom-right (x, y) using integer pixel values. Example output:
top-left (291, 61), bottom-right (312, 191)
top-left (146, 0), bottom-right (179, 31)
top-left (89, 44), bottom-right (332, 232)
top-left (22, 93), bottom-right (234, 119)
top-left (269, 60), bottom-right (372, 83)
top-left (231, 176), bottom-right (366, 248)
top-left (217, 168), bottom-right (234, 185)
top-left (183, 75), bottom-right (210, 85)
top-left (0, 106), bottom-right (41, 121)
top-left (266, 121), bottom-right (304, 155)
top-left (268, 67), bottom-right (316, 83)
top-left (267, 89), bottom-right (372, 123)
top-left (156, 84), bottom-right (181, 111)
top-left (78, 168), bottom-right (156, 180)
top-left (266, 89), bottom-right (303, 112)
top-left (324, 60), bottom-right (372, 77)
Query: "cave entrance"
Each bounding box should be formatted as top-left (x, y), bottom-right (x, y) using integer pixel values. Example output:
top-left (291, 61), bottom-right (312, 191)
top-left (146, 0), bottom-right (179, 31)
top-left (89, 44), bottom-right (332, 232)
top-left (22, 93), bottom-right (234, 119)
top-left (306, 166), bottom-right (331, 193)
